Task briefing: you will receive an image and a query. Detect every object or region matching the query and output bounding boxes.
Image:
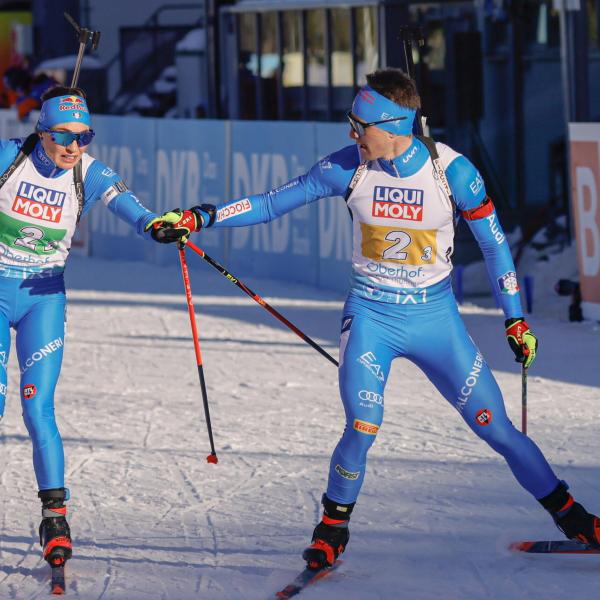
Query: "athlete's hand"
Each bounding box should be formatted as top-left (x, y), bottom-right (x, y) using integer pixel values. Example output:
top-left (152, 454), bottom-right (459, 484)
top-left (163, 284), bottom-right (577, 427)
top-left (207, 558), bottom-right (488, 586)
top-left (145, 208), bottom-right (202, 243)
top-left (505, 318), bottom-right (538, 368)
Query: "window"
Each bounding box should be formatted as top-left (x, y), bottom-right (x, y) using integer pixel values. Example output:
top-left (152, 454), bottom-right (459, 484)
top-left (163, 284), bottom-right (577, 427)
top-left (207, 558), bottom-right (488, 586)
top-left (306, 9), bottom-right (327, 119)
top-left (356, 7), bottom-right (378, 85)
top-left (238, 13), bottom-right (257, 119)
top-left (331, 9), bottom-right (352, 87)
top-left (259, 12), bottom-right (280, 119)
top-left (282, 10), bottom-right (304, 119)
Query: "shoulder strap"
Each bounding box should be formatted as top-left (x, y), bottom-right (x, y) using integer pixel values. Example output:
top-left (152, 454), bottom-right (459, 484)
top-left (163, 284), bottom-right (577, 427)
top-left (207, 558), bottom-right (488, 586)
top-left (344, 161), bottom-right (368, 203)
top-left (0, 133), bottom-right (39, 191)
top-left (73, 160), bottom-right (84, 224)
top-left (416, 135), bottom-right (457, 212)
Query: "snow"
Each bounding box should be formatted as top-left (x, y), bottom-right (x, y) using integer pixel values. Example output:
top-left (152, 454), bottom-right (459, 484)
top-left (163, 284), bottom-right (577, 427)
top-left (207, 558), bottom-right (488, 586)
top-left (0, 251), bottom-right (599, 599)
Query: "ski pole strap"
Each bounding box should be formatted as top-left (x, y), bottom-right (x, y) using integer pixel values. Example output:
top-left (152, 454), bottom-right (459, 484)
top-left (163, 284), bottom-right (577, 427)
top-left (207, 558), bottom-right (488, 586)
top-left (0, 133), bottom-right (38, 191)
top-left (416, 135), bottom-right (456, 213)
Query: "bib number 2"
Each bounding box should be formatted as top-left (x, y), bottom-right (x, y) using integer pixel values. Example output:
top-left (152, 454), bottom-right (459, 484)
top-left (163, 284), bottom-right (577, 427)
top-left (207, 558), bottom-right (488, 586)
top-left (14, 226), bottom-right (57, 253)
top-left (381, 230), bottom-right (432, 263)
top-left (382, 231), bottom-right (411, 260)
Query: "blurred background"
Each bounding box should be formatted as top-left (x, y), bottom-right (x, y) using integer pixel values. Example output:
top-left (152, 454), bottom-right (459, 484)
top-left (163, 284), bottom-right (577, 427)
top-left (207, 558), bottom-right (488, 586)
top-left (0, 0), bottom-right (597, 319)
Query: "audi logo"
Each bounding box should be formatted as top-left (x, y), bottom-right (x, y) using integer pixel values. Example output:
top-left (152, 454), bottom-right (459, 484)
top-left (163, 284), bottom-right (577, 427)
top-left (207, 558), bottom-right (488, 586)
top-left (358, 390), bottom-right (384, 404)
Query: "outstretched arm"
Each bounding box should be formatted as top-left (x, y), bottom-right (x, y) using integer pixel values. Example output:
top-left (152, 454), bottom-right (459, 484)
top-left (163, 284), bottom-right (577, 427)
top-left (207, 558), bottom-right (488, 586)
top-left (446, 154), bottom-right (537, 367)
top-left (149, 145), bottom-right (361, 240)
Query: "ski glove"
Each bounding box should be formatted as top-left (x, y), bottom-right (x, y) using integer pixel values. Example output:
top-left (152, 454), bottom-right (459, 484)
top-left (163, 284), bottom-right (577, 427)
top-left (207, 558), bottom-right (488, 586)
top-left (145, 209), bottom-right (202, 243)
top-left (505, 318), bottom-right (538, 369)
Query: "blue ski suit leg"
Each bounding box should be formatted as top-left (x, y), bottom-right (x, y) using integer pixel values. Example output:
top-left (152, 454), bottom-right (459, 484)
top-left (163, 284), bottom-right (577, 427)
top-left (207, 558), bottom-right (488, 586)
top-left (326, 279), bottom-right (559, 505)
top-left (0, 311), bottom-right (9, 418)
top-left (0, 274), bottom-right (66, 490)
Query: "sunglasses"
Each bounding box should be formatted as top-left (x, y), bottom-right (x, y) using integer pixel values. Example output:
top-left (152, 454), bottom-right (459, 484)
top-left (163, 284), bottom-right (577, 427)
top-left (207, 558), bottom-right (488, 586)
top-left (42, 128), bottom-right (95, 147)
top-left (346, 111), bottom-right (407, 137)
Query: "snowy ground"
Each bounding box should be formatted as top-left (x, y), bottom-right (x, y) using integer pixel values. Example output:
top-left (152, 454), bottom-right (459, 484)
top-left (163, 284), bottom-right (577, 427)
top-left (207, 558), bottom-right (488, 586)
top-left (0, 252), bottom-right (599, 599)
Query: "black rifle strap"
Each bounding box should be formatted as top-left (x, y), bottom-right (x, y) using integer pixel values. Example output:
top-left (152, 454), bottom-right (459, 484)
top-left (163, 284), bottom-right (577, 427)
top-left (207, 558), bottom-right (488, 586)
top-left (416, 135), bottom-right (456, 213)
top-left (73, 160), bottom-right (84, 223)
top-left (0, 133), bottom-right (38, 191)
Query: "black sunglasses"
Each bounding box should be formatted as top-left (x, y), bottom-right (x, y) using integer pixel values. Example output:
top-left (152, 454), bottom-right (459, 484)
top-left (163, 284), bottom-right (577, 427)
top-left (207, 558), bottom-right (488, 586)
top-left (346, 111), bottom-right (407, 137)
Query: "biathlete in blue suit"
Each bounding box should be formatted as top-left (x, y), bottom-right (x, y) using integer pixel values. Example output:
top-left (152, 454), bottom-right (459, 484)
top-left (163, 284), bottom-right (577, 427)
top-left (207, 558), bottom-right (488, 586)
top-left (0, 85), bottom-right (184, 568)
top-left (152, 68), bottom-right (600, 566)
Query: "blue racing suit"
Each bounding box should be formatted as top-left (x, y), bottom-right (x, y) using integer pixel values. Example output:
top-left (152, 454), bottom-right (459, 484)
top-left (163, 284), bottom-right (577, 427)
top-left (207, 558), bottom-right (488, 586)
top-left (0, 137), bottom-right (156, 491)
top-left (198, 137), bottom-right (560, 503)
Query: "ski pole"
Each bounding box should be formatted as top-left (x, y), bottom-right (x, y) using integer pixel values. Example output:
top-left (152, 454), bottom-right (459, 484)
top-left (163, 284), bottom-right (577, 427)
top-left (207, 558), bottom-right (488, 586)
top-left (184, 239), bottom-right (339, 368)
top-left (178, 242), bottom-right (218, 464)
top-left (64, 12), bottom-right (101, 87)
top-left (521, 365), bottom-right (528, 435)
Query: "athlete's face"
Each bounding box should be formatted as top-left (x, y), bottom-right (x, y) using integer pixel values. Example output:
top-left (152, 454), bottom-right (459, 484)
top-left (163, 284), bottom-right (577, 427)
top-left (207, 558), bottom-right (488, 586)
top-left (39, 121), bottom-right (90, 170)
top-left (348, 113), bottom-right (412, 161)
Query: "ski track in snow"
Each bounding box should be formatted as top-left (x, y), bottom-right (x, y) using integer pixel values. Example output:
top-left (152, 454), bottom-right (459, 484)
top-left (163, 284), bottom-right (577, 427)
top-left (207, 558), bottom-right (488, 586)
top-left (0, 255), bottom-right (599, 599)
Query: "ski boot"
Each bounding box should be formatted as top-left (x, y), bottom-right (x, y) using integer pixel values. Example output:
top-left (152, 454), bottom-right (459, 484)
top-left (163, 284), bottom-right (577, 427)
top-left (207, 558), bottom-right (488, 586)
top-left (302, 495), bottom-right (355, 569)
top-left (539, 482), bottom-right (600, 548)
top-left (38, 488), bottom-right (73, 567)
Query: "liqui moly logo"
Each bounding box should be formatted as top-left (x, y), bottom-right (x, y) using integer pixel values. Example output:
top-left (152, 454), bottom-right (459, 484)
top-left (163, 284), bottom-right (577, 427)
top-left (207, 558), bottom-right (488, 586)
top-left (372, 186), bottom-right (424, 221)
top-left (12, 181), bottom-right (66, 223)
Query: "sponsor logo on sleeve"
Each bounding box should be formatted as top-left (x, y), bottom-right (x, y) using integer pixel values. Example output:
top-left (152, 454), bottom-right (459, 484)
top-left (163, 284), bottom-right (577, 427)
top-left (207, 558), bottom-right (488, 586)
top-left (353, 419), bottom-right (379, 435)
top-left (216, 198), bottom-right (252, 222)
top-left (497, 271), bottom-right (519, 295)
top-left (476, 408), bottom-right (493, 426)
top-left (486, 213), bottom-right (505, 244)
top-left (335, 464), bottom-right (361, 480)
top-left (12, 182), bottom-right (66, 223)
top-left (100, 181), bottom-right (129, 205)
top-left (371, 186), bottom-right (424, 221)
top-left (469, 172), bottom-right (484, 196)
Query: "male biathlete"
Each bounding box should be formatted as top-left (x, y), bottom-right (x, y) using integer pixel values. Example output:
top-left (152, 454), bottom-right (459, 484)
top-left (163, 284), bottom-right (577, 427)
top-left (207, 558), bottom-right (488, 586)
top-left (0, 85), bottom-right (183, 568)
top-left (153, 68), bottom-right (600, 566)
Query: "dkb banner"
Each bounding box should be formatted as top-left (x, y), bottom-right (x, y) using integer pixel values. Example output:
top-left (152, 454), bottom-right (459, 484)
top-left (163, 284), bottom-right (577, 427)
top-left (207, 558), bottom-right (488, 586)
top-left (569, 123), bottom-right (600, 320)
top-left (0, 110), bottom-right (352, 292)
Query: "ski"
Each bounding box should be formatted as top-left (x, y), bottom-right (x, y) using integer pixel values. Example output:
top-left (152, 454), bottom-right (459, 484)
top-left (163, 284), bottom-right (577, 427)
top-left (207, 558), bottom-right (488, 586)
top-left (50, 564), bottom-right (66, 595)
top-left (510, 540), bottom-right (600, 554)
top-left (273, 560), bottom-right (342, 599)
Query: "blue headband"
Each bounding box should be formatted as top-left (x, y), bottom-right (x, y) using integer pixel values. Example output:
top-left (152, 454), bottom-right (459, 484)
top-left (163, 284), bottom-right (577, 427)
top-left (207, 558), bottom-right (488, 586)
top-left (351, 86), bottom-right (416, 135)
top-left (37, 95), bottom-right (92, 130)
